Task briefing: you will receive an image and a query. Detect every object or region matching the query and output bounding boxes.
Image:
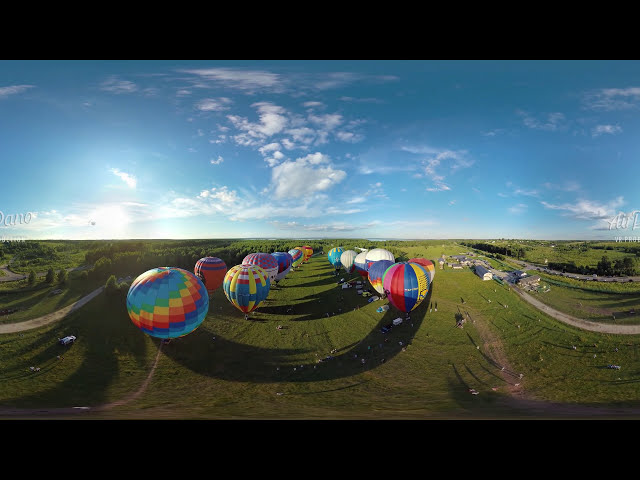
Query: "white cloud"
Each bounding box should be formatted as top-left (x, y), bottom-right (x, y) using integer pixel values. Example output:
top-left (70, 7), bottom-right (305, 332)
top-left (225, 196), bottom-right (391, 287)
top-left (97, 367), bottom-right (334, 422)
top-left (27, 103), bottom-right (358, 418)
top-left (346, 196), bottom-right (367, 204)
top-left (339, 96), bottom-right (384, 103)
top-left (426, 183), bottom-right (451, 192)
top-left (195, 97), bottom-right (233, 112)
top-left (271, 152), bottom-right (346, 199)
top-left (541, 196), bottom-right (625, 220)
top-left (308, 113), bottom-right (343, 130)
top-left (110, 168), bottom-right (137, 188)
top-left (259, 142), bottom-right (281, 155)
top-left (176, 89), bottom-right (192, 96)
top-left (543, 181), bottom-right (580, 192)
top-left (210, 156), bottom-right (224, 165)
top-left (100, 76), bottom-right (137, 94)
top-left (517, 110), bottom-right (566, 131)
top-left (303, 101), bottom-right (324, 108)
top-left (584, 87), bottom-right (640, 110)
top-left (448, 200), bottom-right (456, 206)
top-left (0, 84), bottom-right (35, 99)
top-left (482, 128), bottom-right (505, 137)
top-left (336, 131), bottom-right (364, 143)
top-left (592, 124), bottom-right (622, 137)
top-left (508, 203), bottom-right (528, 214)
top-left (228, 102), bottom-right (288, 146)
top-left (179, 68), bottom-right (282, 92)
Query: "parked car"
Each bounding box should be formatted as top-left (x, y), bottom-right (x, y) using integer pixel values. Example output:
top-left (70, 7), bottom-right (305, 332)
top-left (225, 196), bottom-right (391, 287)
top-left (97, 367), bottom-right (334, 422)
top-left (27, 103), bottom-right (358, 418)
top-left (59, 335), bottom-right (76, 346)
top-left (380, 323), bottom-right (393, 334)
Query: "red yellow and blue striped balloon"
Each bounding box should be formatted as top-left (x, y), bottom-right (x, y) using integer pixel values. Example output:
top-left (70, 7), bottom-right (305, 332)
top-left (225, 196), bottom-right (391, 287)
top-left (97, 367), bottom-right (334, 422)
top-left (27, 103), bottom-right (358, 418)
top-left (271, 251), bottom-right (293, 282)
top-left (126, 267), bottom-right (209, 339)
top-left (367, 259), bottom-right (394, 295)
top-left (242, 252), bottom-right (279, 284)
top-left (408, 257), bottom-right (435, 285)
top-left (327, 247), bottom-right (344, 268)
top-left (382, 262), bottom-right (430, 313)
top-left (289, 248), bottom-right (304, 268)
top-left (223, 264), bottom-right (271, 315)
top-left (194, 256), bottom-right (228, 294)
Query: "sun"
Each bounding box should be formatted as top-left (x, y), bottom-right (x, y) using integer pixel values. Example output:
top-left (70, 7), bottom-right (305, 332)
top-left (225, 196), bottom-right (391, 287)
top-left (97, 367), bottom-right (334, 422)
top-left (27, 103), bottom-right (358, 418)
top-left (88, 205), bottom-right (131, 238)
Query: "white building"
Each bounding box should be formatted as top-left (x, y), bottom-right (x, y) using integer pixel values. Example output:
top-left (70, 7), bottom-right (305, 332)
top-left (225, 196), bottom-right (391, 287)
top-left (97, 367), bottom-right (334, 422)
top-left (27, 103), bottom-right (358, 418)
top-left (474, 265), bottom-right (493, 281)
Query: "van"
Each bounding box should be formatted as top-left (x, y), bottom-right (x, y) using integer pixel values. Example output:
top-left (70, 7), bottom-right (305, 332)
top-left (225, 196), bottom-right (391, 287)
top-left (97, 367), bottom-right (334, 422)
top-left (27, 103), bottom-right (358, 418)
top-left (59, 335), bottom-right (76, 346)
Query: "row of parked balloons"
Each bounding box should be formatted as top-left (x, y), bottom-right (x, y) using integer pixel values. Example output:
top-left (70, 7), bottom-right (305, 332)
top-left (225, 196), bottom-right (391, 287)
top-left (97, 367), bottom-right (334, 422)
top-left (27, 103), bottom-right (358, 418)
top-left (327, 247), bottom-right (435, 314)
top-left (125, 245), bottom-right (436, 340)
top-left (126, 246), bottom-right (315, 339)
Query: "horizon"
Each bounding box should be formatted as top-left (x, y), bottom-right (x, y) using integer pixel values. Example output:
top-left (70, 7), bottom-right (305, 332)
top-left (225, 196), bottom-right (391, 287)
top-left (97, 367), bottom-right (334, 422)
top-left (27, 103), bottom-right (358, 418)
top-left (1, 60), bottom-right (639, 241)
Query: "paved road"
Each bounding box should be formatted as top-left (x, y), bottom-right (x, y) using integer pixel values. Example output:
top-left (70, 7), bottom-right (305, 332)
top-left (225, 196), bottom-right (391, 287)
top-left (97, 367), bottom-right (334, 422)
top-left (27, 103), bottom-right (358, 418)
top-left (511, 285), bottom-right (640, 335)
top-left (508, 259), bottom-right (640, 283)
top-left (0, 286), bottom-right (104, 334)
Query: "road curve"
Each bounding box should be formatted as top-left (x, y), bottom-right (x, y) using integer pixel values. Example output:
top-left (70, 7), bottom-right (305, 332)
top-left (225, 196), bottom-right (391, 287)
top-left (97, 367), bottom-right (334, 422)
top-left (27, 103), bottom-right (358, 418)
top-left (512, 285), bottom-right (640, 335)
top-left (0, 286), bottom-right (104, 334)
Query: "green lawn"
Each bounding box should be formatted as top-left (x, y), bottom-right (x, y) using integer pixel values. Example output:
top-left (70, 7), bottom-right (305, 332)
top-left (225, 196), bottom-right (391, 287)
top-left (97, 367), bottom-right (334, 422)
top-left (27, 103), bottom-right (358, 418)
top-left (1, 242), bottom-right (640, 418)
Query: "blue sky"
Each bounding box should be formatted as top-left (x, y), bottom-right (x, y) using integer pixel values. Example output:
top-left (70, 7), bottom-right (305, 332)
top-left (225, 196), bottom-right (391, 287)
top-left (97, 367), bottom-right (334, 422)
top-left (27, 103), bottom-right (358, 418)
top-left (0, 59), bottom-right (638, 240)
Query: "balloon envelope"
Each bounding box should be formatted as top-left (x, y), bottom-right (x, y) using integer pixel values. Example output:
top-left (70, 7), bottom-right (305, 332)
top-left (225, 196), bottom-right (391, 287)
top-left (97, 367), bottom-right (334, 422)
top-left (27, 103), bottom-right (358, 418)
top-left (301, 245), bottom-right (313, 263)
top-left (327, 247), bottom-right (344, 268)
top-left (223, 264), bottom-right (271, 315)
top-left (272, 251), bottom-right (293, 282)
top-left (242, 252), bottom-right (279, 284)
top-left (383, 262), bottom-right (430, 313)
top-left (289, 248), bottom-right (304, 268)
top-left (340, 250), bottom-right (357, 274)
top-left (365, 248), bottom-right (395, 264)
top-left (354, 251), bottom-right (369, 277)
top-left (194, 256), bottom-right (228, 294)
top-left (408, 257), bottom-right (435, 285)
top-left (367, 259), bottom-right (394, 295)
top-left (127, 267), bottom-right (209, 339)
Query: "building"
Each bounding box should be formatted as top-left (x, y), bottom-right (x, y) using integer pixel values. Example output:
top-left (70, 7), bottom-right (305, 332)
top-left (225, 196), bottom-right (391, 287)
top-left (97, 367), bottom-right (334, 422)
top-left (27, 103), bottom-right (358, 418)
top-left (452, 264), bottom-right (463, 270)
top-left (474, 265), bottom-right (493, 281)
top-left (518, 275), bottom-right (540, 286)
top-left (438, 259), bottom-right (445, 269)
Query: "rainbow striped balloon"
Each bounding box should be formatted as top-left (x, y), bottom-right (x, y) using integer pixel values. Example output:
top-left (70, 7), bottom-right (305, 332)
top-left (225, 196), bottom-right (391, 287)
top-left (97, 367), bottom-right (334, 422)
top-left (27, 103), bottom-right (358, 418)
top-left (126, 267), bottom-right (209, 339)
top-left (289, 248), bottom-right (304, 268)
top-left (242, 253), bottom-right (279, 284)
top-left (367, 259), bottom-right (394, 295)
top-left (194, 256), bottom-right (228, 294)
top-left (223, 264), bottom-right (271, 315)
top-left (382, 262), bottom-right (430, 313)
top-left (408, 257), bottom-right (435, 285)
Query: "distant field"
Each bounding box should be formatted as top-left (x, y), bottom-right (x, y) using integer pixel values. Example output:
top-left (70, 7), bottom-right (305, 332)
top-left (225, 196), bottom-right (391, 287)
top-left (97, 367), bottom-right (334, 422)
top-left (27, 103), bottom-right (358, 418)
top-left (2, 240), bottom-right (640, 418)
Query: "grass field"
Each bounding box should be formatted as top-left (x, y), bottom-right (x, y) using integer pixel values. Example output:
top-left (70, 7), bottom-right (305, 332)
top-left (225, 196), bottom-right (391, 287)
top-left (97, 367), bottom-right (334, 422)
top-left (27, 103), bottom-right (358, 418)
top-left (1, 242), bottom-right (640, 418)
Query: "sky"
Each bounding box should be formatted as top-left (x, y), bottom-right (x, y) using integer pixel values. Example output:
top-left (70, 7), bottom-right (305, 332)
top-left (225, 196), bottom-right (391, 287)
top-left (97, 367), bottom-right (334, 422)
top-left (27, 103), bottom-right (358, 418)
top-left (0, 59), bottom-right (639, 241)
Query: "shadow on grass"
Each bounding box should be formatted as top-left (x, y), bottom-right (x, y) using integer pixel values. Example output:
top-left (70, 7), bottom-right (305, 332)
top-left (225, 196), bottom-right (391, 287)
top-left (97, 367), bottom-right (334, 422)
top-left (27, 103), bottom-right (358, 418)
top-left (163, 288), bottom-right (433, 383)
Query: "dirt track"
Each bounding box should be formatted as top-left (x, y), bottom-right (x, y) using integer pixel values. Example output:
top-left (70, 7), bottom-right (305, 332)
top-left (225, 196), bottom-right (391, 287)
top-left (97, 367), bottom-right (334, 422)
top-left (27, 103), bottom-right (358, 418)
top-left (0, 286), bottom-right (104, 334)
top-left (512, 286), bottom-right (640, 335)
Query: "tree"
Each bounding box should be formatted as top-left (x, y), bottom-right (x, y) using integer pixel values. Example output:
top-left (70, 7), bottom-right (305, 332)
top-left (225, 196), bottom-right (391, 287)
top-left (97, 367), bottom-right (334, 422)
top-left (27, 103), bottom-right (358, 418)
top-left (105, 275), bottom-right (118, 296)
top-left (45, 267), bottom-right (55, 283)
top-left (28, 269), bottom-right (36, 285)
top-left (57, 268), bottom-right (68, 284)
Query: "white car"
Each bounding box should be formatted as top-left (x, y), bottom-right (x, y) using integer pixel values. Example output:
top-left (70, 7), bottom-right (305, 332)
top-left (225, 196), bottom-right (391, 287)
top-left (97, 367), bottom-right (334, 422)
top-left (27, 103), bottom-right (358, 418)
top-left (59, 335), bottom-right (76, 346)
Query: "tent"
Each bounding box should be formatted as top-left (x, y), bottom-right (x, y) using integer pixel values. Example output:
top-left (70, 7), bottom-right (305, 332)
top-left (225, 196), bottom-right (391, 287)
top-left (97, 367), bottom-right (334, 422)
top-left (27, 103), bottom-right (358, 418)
top-left (376, 305), bottom-right (390, 313)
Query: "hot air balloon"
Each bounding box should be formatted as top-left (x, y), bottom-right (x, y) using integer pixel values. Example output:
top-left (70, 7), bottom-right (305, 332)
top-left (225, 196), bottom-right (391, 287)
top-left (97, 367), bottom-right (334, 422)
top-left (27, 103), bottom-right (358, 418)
top-left (408, 257), bottom-right (435, 285)
top-left (194, 256), bottom-right (228, 294)
top-left (340, 250), bottom-right (357, 274)
top-left (354, 251), bottom-right (369, 277)
top-left (382, 262), bottom-right (430, 313)
top-left (289, 248), bottom-right (304, 268)
top-left (367, 259), bottom-right (394, 296)
top-left (126, 267), bottom-right (209, 339)
top-left (364, 248), bottom-right (395, 271)
top-left (301, 245), bottom-right (313, 263)
top-left (242, 252), bottom-right (279, 284)
top-left (327, 247), bottom-right (344, 273)
top-left (271, 251), bottom-right (293, 284)
top-left (223, 264), bottom-right (271, 319)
